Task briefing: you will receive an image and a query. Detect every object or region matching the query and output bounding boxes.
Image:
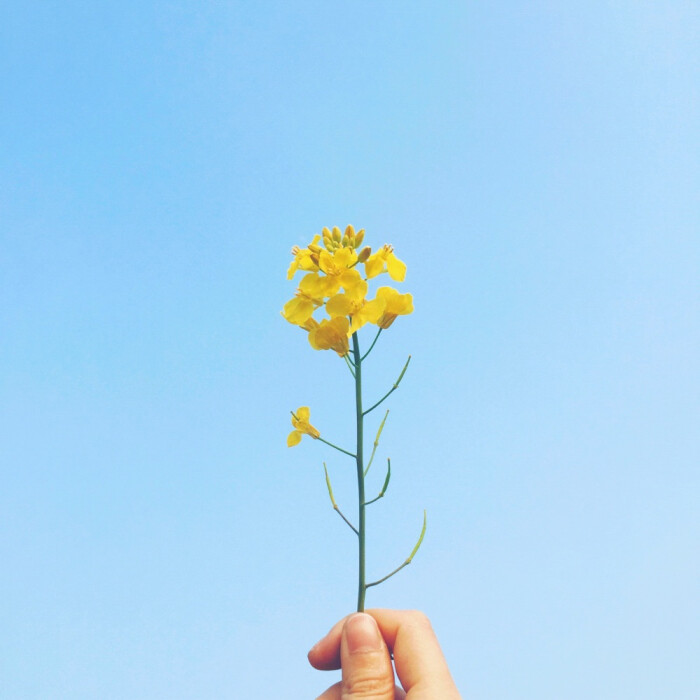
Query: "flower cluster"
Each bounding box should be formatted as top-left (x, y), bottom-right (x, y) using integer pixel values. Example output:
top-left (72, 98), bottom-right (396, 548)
top-left (282, 226), bottom-right (414, 356)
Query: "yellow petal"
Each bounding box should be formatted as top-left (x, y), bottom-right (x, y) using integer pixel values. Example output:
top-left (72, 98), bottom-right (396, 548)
top-left (326, 293), bottom-right (353, 317)
top-left (299, 272), bottom-right (325, 298)
top-left (334, 247), bottom-right (357, 267)
top-left (386, 252), bottom-right (406, 281)
top-left (287, 430), bottom-right (302, 447)
top-left (364, 253), bottom-right (384, 279)
top-left (377, 287), bottom-right (413, 314)
top-left (282, 297), bottom-right (314, 325)
top-left (318, 250), bottom-right (335, 275)
top-left (339, 268), bottom-right (363, 293)
top-left (362, 297), bottom-right (386, 323)
top-left (296, 406), bottom-right (311, 422)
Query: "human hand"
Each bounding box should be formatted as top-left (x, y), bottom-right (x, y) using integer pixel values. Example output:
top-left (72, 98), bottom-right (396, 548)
top-left (308, 609), bottom-right (462, 699)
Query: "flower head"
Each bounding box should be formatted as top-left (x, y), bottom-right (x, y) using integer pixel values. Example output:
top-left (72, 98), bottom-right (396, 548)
top-left (283, 228), bottom-right (412, 352)
top-left (287, 406), bottom-right (320, 447)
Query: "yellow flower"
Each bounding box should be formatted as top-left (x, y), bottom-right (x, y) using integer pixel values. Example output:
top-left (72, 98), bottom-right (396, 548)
top-left (318, 247), bottom-right (363, 297)
top-left (308, 316), bottom-right (351, 356)
top-left (375, 287), bottom-right (414, 328)
top-left (281, 273), bottom-right (326, 326)
top-left (326, 280), bottom-right (386, 334)
top-left (287, 406), bottom-right (320, 447)
top-left (287, 234), bottom-right (322, 280)
top-left (364, 244), bottom-right (407, 281)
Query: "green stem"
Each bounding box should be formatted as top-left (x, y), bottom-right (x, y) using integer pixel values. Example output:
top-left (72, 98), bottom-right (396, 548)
top-left (352, 332), bottom-right (367, 612)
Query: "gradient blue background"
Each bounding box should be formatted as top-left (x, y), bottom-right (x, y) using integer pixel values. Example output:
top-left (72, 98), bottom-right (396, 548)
top-left (1, 2), bottom-right (698, 698)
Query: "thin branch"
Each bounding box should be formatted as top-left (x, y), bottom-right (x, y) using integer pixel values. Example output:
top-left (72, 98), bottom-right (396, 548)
top-left (317, 436), bottom-right (356, 459)
top-left (343, 353), bottom-right (356, 378)
top-left (360, 328), bottom-right (382, 361)
top-left (364, 410), bottom-right (389, 476)
top-left (364, 458), bottom-right (391, 506)
top-left (366, 510), bottom-right (427, 588)
top-left (363, 355), bottom-right (411, 416)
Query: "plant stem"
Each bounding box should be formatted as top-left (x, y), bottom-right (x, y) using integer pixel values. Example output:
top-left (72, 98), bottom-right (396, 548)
top-left (352, 331), bottom-right (367, 612)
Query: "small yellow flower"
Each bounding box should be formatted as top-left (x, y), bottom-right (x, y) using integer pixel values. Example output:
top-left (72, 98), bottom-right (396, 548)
top-left (281, 274), bottom-right (326, 326)
top-left (326, 280), bottom-right (386, 334)
top-left (364, 244), bottom-right (407, 282)
top-left (287, 406), bottom-right (320, 447)
top-left (375, 286), bottom-right (414, 329)
top-left (308, 316), bottom-right (351, 356)
top-left (317, 248), bottom-right (363, 297)
top-left (287, 234), bottom-right (322, 280)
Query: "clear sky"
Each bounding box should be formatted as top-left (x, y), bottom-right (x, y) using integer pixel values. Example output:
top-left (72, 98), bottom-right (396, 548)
top-left (1, 2), bottom-right (698, 698)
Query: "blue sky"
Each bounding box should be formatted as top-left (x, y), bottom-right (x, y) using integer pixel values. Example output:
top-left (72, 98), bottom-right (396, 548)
top-left (1, 2), bottom-right (698, 698)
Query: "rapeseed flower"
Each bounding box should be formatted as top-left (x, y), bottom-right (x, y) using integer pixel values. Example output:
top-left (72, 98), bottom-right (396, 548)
top-left (287, 406), bottom-right (320, 447)
top-left (364, 244), bottom-right (407, 281)
top-left (375, 287), bottom-right (414, 329)
top-left (287, 234), bottom-right (322, 279)
top-left (326, 281), bottom-right (386, 334)
top-left (283, 227), bottom-right (413, 353)
top-left (308, 316), bottom-right (351, 356)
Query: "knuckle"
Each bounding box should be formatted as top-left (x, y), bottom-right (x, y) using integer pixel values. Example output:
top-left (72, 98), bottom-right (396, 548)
top-left (343, 673), bottom-right (395, 698)
top-left (405, 609), bottom-right (432, 629)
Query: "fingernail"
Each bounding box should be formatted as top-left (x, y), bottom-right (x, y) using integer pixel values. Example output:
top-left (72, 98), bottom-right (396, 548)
top-left (345, 613), bottom-right (382, 653)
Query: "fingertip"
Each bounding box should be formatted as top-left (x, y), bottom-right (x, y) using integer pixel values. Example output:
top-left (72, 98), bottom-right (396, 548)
top-left (307, 615), bottom-right (348, 670)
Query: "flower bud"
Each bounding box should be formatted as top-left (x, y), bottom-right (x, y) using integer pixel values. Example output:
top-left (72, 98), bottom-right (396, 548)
top-left (357, 246), bottom-right (372, 263)
top-left (332, 226), bottom-right (342, 243)
top-left (355, 229), bottom-right (365, 249)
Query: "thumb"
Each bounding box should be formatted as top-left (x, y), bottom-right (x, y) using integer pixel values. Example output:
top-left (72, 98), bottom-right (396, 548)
top-left (340, 613), bottom-right (396, 699)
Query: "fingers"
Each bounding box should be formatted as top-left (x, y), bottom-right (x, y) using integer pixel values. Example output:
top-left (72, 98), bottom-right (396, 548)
top-left (309, 609), bottom-right (461, 698)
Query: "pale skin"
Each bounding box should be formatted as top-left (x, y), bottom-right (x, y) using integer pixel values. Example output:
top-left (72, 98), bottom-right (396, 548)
top-left (308, 609), bottom-right (462, 700)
